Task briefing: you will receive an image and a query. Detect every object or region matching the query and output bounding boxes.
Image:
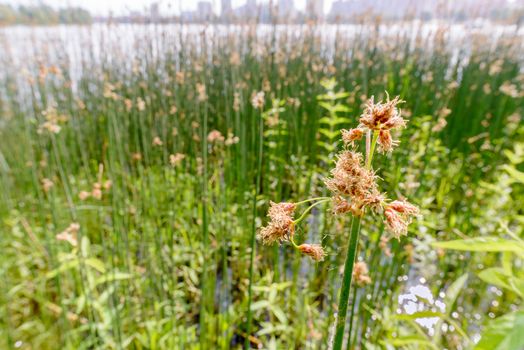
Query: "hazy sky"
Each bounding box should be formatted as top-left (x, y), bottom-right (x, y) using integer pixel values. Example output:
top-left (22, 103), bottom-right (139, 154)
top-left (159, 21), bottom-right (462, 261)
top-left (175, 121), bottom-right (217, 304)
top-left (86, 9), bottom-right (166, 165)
top-left (8, 0), bottom-right (337, 16)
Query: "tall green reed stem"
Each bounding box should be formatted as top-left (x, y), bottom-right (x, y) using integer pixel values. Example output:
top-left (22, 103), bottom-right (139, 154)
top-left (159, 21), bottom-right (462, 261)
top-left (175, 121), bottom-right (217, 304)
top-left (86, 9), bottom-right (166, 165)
top-left (245, 108), bottom-right (264, 349)
top-left (333, 215), bottom-right (362, 350)
top-left (333, 131), bottom-right (378, 350)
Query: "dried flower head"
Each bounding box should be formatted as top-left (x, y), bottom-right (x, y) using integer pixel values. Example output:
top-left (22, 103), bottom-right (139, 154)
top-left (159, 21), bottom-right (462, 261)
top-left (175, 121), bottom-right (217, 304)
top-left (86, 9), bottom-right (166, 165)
top-left (325, 151), bottom-right (379, 212)
top-left (207, 130), bottom-right (225, 143)
top-left (258, 201), bottom-right (296, 245)
top-left (42, 178), bottom-right (54, 193)
top-left (196, 83), bottom-right (208, 102)
top-left (251, 91), bottom-right (265, 109)
top-left (136, 97), bottom-right (146, 111)
top-left (332, 196), bottom-right (352, 214)
top-left (169, 153), bottom-right (185, 167)
top-left (352, 261), bottom-right (372, 286)
top-left (358, 95), bottom-right (406, 152)
top-left (56, 222), bottom-right (80, 247)
top-left (384, 199), bottom-right (419, 239)
top-left (341, 128), bottom-right (364, 146)
top-left (359, 95), bottom-right (405, 131)
top-left (377, 130), bottom-right (399, 153)
top-left (225, 132), bottom-right (240, 146)
top-left (298, 244), bottom-right (326, 261)
top-left (78, 191), bottom-right (91, 201)
top-left (152, 137), bottom-right (163, 146)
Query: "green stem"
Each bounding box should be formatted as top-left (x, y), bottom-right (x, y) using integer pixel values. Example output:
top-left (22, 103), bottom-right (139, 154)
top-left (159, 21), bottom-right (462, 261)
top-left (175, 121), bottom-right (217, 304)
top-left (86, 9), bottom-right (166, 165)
top-left (294, 196), bottom-right (330, 206)
top-left (366, 131), bottom-right (379, 169)
top-left (245, 109), bottom-right (264, 349)
top-left (333, 215), bottom-right (362, 350)
top-left (293, 198), bottom-right (330, 225)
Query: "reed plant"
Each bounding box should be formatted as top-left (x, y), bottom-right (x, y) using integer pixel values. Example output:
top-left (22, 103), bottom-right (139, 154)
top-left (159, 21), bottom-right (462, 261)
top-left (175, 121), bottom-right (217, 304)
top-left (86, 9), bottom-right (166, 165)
top-left (0, 22), bottom-right (522, 349)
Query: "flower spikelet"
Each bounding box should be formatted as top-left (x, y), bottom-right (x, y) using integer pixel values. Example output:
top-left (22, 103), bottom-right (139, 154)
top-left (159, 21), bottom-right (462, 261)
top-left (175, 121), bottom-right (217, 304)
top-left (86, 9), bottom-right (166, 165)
top-left (298, 244), bottom-right (326, 262)
top-left (384, 199), bottom-right (419, 239)
top-left (352, 261), bottom-right (372, 286)
top-left (359, 95), bottom-right (405, 152)
top-left (341, 128), bottom-right (364, 146)
top-left (325, 151), bottom-right (378, 211)
top-left (258, 201), bottom-right (296, 245)
top-left (359, 95), bottom-right (405, 131)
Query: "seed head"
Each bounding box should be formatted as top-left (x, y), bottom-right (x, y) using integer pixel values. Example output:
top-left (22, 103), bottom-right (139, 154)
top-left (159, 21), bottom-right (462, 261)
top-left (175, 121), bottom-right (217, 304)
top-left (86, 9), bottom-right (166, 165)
top-left (332, 196), bottom-right (352, 214)
top-left (352, 261), bottom-right (372, 286)
top-left (169, 153), bottom-right (185, 167)
top-left (78, 191), bottom-right (91, 200)
top-left (152, 137), bottom-right (163, 146)
top-left (207, 130), bottom-right (225, 143)
top-left (384, 199), bottom-right (419, 239)
top-left (377, 130), bottom-right (399, 153)
top-left (298, 244), bottom-right (326, 262)
top-left (258, 201), bottom-right (296, 245)
top-left (359, 95), bottom-right (406, 131)
top-left (325, 151), bottom-right (379, 210)
top-left (251, 91), bottom-right (265, 109)
top-left (341, 128), bottom-right (364, 146)
top-left (42, 178), bottom-right (54, 193)
top-left (56, 222), bottom-right (80, 247)
top-left (196, 83), bottom-right (207, 102)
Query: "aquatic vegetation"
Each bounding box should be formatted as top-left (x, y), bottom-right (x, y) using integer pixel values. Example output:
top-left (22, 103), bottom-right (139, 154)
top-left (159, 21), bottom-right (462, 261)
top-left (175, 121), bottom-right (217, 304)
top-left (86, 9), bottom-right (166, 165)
top-left (0, 21), bottom-right (522, 349)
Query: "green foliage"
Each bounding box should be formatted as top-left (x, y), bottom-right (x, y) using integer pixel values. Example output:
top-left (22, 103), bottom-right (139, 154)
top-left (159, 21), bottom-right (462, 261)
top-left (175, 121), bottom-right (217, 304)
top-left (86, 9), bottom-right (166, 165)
top-left (0, 23), bottom-right (522, 349)
top-left (0, 4), bottom-right (91, 25)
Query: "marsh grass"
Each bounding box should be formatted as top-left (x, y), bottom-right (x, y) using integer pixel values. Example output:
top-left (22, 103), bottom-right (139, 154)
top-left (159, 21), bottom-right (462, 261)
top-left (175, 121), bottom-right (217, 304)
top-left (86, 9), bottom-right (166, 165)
top-left (0, 22), bottom-right (522, 349)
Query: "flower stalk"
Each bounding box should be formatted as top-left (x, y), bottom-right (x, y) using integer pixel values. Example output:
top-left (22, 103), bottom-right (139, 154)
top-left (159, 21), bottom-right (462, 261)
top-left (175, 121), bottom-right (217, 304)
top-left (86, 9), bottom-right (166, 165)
top-left (257, 92), bottom-right (420, 349)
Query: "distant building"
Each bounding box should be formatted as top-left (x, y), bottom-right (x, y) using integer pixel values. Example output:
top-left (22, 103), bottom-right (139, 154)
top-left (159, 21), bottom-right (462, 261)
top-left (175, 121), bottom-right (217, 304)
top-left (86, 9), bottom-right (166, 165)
top-left (234, 0), bottom-right (258, 19)
top-left (150, 2), bottom-right (160, 21)
top-left (221, 0), bottom-right (232, 16)
top-left (197, 1), bottom-right (214, 21)
top-left (328, 0), bottom-right (439, 21)
top-left (278, 0), bottom-right (295, 17)
top-left (306, 0), bottom-right (324, 21)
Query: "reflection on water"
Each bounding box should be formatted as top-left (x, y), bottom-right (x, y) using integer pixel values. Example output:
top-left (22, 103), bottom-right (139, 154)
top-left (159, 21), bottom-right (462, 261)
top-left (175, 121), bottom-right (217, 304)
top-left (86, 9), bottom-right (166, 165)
top-left (397, 278), bottom-right (445, 335)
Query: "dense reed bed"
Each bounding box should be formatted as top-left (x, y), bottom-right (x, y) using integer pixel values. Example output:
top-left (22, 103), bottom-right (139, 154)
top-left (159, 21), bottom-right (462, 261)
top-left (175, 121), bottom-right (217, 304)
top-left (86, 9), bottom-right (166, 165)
top-left (0, 22), bottom-right (523, 349)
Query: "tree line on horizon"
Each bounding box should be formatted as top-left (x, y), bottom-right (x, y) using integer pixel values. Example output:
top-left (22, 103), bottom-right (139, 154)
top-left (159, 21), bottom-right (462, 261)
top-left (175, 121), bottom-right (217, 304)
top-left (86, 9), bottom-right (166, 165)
top-left (0, 4), bottom-right (91, 25)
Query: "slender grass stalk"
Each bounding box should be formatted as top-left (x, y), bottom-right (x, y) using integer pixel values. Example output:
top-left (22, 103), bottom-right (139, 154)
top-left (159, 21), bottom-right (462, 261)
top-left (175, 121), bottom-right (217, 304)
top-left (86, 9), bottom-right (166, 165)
top-left (245, 107), bottom-right (264, 349)
top-left (333, 131), bottom-right (378, 350)
top-left (332, 215), bottom-right (361, 350)
top-left (199, 96), bottom-right (209, 347)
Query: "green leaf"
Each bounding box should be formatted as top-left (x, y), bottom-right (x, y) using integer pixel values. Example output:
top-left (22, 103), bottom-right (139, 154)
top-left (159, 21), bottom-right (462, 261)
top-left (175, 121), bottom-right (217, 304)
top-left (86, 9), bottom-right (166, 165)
top-left (318, 129), bottom-right (340, 140)
top-left (445, 273), bottom-right (468, 308)
top-left (384, 336), bottom-right (439, 350)
top-left (85, 258), bottom-right (106, 273)
top-left (432, 237), bottom-right (524, 253)
top-left (475, 311), bottom-right (524, 350)
top-left (250, 300), bottom-right (270, 311)
top-left (393, 311), bottom-right (443, 320)
top-left (94, 272), bottom-right (133, 286)
top-left (503, 165), bottom-right (524, 184)
top-left (478, 268), bottom-right (523, 297)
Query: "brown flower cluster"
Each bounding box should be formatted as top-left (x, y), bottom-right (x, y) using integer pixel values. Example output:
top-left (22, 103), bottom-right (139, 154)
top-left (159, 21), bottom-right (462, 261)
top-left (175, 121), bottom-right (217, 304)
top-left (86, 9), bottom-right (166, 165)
top-left (298, 244), bottom-right (326, 262)
top-left (258, 201), bottom-right (296, 245)
top-left (79, 180), bottom-right (112, 201)
top-left (325, 151), bottom-right (381, 215)
top-left (342, 95), bottom-right (406, 153)
top-left (56, 222), bottom-right (80, 247)
top-left (328, 95), bottom-right (420, 238)
top-left (384, 200), bottom-right (419, 239)
top-left (258, 201), bottom-right (326, 261)
top-left (352, 261), bottom-right (372, 286)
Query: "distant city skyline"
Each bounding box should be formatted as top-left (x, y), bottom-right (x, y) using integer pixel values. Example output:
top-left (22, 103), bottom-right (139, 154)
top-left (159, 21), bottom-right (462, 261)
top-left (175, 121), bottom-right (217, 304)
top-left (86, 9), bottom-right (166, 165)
top-left (5, 0), bottom-right (522, 17)
top-left (6, 0), bottom-right (323, 16)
